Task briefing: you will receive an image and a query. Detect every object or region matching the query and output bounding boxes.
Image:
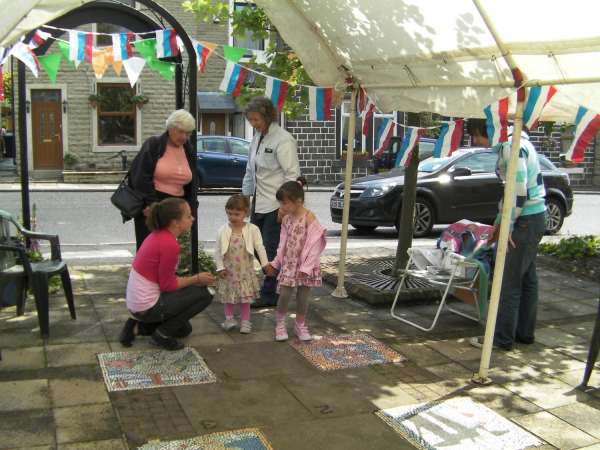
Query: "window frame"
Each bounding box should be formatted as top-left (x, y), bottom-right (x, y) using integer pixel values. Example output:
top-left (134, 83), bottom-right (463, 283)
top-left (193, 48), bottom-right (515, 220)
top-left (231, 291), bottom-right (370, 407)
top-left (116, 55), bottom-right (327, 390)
top-left (229, 1), bottom-right (268, 61)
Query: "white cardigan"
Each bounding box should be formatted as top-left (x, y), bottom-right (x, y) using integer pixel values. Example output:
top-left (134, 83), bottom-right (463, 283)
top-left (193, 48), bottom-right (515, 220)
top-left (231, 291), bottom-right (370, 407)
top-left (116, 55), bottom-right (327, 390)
top-left (215, 222), bottom-right (269, 272)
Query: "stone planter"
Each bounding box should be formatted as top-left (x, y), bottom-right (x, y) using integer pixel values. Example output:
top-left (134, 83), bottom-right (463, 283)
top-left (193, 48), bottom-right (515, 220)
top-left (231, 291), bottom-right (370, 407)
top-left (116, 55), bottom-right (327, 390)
top-left (342, 153), bottom-right (368, 161)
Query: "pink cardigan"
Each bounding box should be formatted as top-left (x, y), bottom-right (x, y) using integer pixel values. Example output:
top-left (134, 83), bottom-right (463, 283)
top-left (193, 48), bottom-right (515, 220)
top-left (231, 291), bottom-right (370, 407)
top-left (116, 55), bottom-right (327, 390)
top-left (271, 216), bottom-right (327, 275)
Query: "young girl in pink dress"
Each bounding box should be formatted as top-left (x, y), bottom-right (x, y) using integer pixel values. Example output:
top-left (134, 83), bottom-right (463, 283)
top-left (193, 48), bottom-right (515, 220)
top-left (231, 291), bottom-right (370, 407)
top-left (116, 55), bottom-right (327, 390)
top-left (264, 177), bottom-right (327, 341)
top-left (216, 195), bottom-right (269, 334)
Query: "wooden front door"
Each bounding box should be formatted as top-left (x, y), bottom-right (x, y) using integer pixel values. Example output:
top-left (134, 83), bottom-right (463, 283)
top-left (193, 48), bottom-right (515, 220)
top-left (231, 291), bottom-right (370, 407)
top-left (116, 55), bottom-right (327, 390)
top-left (31, 90), bottom-right (63, 170)
top-left (201, 113), bottom-right (226, 136)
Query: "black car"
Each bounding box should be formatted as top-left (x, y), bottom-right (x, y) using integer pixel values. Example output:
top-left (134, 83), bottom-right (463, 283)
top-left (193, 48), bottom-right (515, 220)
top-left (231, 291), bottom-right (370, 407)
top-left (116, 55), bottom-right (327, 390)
top-left (196, 136), bottom-right (250, 189)
top-left (372, 136), bottom-right (437, 174)
top-left (331, 148), bottom-right (574, 237)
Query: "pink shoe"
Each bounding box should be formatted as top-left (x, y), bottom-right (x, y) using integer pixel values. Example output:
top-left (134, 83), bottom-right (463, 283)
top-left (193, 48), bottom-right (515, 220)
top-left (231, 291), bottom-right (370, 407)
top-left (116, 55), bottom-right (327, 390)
top-left (275, 322), bottom-right (288, 341)
top-left (294, 323), bottom-right (312, 341)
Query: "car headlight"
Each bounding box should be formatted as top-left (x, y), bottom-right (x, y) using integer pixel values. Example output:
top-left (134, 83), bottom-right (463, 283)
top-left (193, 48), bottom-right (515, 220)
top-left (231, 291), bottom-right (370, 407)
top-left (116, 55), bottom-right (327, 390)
top-left (360, 182), bottom-right (397, 197)
top-left (333, 184), bottom-right (344, 196)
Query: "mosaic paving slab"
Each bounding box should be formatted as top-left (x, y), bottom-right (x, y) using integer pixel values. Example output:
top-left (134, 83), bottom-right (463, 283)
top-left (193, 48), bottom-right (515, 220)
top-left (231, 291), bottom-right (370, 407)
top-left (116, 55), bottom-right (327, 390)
top-left (137, 428), bottom-right (273, 449)
top-left (376, 397), bottom-right (543, 450)
top-left (98, 347), bottom-right (217, 392)
top-left (289, 332), bottom-right (406, 371)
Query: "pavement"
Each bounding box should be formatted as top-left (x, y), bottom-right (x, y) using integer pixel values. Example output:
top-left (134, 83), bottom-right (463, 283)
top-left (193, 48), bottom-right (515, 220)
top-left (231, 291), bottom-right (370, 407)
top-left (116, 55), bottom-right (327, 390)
top-left (1, 254), bottom-right (599, 449)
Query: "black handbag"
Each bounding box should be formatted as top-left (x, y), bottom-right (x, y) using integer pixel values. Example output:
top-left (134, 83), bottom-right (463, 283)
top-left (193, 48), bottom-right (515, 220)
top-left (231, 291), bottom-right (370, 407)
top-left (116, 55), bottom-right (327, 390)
top-left (111, 171), bottom-right (144, 221)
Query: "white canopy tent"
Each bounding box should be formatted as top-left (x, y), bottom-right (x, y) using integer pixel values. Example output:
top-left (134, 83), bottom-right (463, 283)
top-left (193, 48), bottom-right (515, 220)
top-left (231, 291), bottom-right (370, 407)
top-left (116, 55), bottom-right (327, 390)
top-left (255, 0), bottom-right (600, 384)
top-left (4, 0), bottom-right (599, 383)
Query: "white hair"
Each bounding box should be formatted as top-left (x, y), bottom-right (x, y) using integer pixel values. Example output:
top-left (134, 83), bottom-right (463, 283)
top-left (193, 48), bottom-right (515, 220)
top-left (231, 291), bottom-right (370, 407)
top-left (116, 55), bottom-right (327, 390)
top-left (165, 109), bottom-right (196, 132)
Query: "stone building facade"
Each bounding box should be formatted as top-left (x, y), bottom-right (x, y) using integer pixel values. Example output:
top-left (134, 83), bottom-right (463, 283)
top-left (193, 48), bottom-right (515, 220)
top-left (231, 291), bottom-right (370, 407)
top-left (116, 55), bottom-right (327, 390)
top-left (11, 0), bottom-right (598, 186)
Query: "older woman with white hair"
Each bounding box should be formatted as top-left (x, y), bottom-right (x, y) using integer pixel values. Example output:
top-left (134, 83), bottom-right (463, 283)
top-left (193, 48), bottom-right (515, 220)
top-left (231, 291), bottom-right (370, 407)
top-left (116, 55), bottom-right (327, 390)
top-left (128, 109), bottom-right (198, 251)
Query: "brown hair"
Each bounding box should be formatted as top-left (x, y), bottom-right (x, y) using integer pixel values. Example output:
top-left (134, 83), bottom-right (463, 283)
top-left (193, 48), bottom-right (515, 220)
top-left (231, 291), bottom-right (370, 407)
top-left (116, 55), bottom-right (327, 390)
top-left (225, 194), bottom-right (250, 212)
top-left (146, 198), bottom-right (187, 232)
top-left (276, 176), bottom-right (308, 203)
top-left (244, 96), bottom-right (278, 124)
top-left (466, 118), bottom-right (488, 138)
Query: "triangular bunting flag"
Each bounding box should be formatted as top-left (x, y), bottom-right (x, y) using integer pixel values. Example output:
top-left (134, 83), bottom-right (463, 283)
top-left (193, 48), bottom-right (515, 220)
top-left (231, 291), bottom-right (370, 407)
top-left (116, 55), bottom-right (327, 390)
top-left (122, 57), bottom-right (146, 87)
top-left (69, 31), bottom-right (93, 62)
top-left (308, 87), bottom-right (332, 121)
top-left (0, 46), bottom-right (6, 65)
top-left (396, 128), bottom-right (424, 167)
top-left (219, 60), bottom-right (248, 97)
top-left (132, 39), bottom-right (157, 70)
top-left (356, 87), bottom-right (367, 117)
top-left (523, 86), bottom-right (557, 131)
top-left (265, 77), bottom-right (288, 113)
top-left (223, 46), bottom-right (247, 63)
top-left (153, 61), bottom-right (176, 81)
top-left (37, 54), bottom-right (62, 84)
top-left (0, 66), bottom-right (4, 101)
top-left (29, 29), bottom-right (51, 49)
top-left (374, 118), bottom-right (395, 157)
top-left (433, 120), bottom-right (464, 158)
top-left (155, 29), bottom-right (178, 58)
top-left (9, 42), bottom-right (41, 77)
top-left (565, 106), bottom-right (600, 163)
top-left (92, 47), bottom-right (112, 79)
top-left (112, 60), bottom-right (123, 76)
top-left (112, 33), bottom-right (133, 61)
top-left (56, 41), bottom-right (74, 69)
top-left (484, 97), bottom-right (509, 146)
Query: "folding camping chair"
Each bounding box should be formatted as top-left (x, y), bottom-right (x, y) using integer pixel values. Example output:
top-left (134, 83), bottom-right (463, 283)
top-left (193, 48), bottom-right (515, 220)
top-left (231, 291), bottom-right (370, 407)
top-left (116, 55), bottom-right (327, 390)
top-left (390, 246), bottom-right (487, 332)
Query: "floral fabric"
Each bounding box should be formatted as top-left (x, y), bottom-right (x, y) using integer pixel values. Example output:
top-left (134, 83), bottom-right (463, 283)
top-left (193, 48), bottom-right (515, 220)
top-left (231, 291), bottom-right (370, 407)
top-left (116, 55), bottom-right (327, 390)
top-left (218, 232), bottom-right (260, 304)
top-left (277, 211), bottom-right (322, 292)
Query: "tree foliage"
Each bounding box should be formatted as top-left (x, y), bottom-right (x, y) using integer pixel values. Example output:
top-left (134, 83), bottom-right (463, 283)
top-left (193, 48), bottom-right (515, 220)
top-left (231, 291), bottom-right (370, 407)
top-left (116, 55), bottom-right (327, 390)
top-left (183, 0), bottom-right (317, 120)
top-left (3, 72), bottom-right (12, 107)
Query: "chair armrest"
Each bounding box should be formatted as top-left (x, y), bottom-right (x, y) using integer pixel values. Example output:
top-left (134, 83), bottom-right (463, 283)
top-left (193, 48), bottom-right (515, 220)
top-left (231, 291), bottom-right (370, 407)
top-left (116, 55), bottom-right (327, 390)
top-left (0, 245), bottom-right (33, 273)
top-left (19, 230), bottom-right (62, 260)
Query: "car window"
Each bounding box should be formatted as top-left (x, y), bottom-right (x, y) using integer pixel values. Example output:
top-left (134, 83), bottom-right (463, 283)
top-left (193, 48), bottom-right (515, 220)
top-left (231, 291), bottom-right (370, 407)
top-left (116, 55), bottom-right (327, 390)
top-left (230, 139), bottom-right (249, 157)
top-left (453, 153), bottom-right (497, 173)
top-left (538, 155), bottom-right (556, 172)
top-left (199, 138), bottom-right (226, 153)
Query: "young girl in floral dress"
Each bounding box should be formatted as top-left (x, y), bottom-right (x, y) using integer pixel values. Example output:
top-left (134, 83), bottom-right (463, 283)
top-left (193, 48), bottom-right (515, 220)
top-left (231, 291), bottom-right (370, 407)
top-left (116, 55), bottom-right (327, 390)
top-left (216, 195), bottom-right (269, 333)
top-left (264, 177), bottom-right (327, 341)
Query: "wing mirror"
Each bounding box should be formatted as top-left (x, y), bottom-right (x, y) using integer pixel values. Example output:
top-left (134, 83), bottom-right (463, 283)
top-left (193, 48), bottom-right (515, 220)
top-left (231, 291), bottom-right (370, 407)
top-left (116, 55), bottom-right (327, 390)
top-left (450, 167), bottom-right (473, 177)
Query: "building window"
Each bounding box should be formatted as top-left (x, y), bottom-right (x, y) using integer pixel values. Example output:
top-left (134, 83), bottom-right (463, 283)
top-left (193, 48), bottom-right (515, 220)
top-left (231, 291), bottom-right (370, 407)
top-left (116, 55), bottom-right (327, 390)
top-left (339, 100), bottom-right (397, 157)
top-left (95, 0), bottom-right (136, 47)
top-left (97, 83), bottom-right (136, 145)
top-left (232, 2), bottom-right (265, 56)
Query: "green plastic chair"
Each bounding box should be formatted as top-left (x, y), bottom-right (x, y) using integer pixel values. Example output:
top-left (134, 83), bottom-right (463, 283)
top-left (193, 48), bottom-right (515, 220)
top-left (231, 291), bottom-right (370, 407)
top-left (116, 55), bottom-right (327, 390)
top-left (0, 210), bottom-right (76, 339)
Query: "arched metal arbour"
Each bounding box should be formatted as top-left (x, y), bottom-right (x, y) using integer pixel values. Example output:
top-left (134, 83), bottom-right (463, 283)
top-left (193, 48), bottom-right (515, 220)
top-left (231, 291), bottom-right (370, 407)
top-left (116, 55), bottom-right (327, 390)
top-left (17, 0), bottom-right (200, 271)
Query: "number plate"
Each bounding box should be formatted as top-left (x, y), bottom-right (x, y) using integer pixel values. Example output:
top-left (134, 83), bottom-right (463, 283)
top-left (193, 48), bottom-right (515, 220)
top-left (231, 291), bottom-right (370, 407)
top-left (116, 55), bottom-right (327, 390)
top-left (378, 168), bottom-right (389, 173)
top-left (330, 199), bottom-right (344, 209)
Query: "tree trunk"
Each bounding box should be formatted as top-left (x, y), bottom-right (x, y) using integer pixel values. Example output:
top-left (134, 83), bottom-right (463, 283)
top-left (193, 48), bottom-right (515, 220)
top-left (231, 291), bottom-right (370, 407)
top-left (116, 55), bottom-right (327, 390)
top-left (393, 112), bottom-right (421, 274)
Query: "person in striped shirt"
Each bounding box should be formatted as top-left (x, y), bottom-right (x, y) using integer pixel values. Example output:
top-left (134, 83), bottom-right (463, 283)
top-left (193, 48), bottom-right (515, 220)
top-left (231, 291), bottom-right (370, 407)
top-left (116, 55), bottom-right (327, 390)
top-left (466, 119), bottom-right (548, 351)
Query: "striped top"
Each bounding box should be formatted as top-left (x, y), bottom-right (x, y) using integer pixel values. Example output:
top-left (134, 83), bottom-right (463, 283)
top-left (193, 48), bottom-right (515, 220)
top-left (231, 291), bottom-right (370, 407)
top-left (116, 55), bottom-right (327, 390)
top-left (493, 131), bottom-right (546, 231)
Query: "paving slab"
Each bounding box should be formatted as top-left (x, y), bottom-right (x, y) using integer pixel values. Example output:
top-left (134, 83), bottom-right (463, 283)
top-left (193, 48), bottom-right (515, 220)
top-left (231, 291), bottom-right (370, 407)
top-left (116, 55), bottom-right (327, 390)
top-left (46, 343), bottom-right (112, 367)
top-left (502, 375), bottom-right (591, 409)
top-left (511, 411), bottom-right (598, 450)
top-left (466, 384), bottom-right (543, 418)
top-left (549, 401), bottom-right (600, 439)
top-left (549, 300), bottom-right (600, 316)
top-left (460, 353), bottom-right (543, 383)
top-left (423, 337), bottom-right (484, 362)
top-left (54, 403), bottom-right (122, 445)
top-left (391, 342), bottom-right (453, 367)
top-left (50, 378), bottom-right (110, 407)
top-left (531, 326), bottom-right (587, 347)
top-left (508, 347), bottom-right (588, 375)
top-left (0, 380), bottom-right (50, 411)
top-left (57, 438), bottom-right (127, 449)
top-left (0, 347), bottom-right (46, 372)
top-left (0, 409), bottom-right (55, 449)
top-left (557, 320), bottom-right (598, 338)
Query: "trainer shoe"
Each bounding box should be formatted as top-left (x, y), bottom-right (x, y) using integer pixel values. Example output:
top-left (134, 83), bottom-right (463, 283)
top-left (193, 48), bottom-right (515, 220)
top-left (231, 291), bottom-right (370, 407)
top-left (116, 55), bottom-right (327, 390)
top-left (275, 322), bottom-right (288, 341)
top-left (294, 323), bottom-right (312, 341)
top-left (221, 317), bottom-right (237, 331)
top-left (469, 336), bottom-right (512, 351)
top-left (240, 320), bottom-right (252, 334)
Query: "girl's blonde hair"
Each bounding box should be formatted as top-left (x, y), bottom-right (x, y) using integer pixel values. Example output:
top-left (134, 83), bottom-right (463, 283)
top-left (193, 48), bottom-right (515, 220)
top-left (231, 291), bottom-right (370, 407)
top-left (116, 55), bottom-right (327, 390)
top-left (147, 198), bottom-right (187, 231)
top-left (225, 194), bottom-right (250, 211)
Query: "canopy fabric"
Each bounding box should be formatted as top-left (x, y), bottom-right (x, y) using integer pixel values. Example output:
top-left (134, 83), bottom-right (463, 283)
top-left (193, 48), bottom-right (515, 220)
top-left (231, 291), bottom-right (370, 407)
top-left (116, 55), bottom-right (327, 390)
top-left (0, 0), bottom-right (96, 49)
top-left (255, 0), bottom-right (600, 121)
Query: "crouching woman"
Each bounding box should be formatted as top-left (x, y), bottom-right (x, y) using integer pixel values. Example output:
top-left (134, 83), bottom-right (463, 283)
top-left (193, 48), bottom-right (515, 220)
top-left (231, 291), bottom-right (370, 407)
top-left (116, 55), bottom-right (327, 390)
top-left (119, 198), bottom-right (216, 350)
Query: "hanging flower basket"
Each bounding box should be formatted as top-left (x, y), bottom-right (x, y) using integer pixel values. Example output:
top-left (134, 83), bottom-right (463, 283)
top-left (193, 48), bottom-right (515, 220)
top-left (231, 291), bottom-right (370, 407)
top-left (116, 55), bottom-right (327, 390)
top-left (342, 153), bottom-right (369, 161)
top-left (131, 95), bottom-right (149, 110)
top-left (88, 94), bottom-right (104, 109)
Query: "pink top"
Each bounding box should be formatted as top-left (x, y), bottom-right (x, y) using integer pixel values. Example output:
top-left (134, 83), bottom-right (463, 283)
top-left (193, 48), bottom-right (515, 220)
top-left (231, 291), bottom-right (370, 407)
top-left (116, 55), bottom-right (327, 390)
top-left (153, 145), bottom-right (192, 196)
top-left (126, 229), bottom-right (180, 313)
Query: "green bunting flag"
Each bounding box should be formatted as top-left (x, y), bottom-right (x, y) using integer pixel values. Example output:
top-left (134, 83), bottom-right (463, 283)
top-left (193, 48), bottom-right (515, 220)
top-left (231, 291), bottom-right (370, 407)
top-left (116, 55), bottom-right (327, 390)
top-left (133, 38), bottom-right (157, 69)
top-left (153, 61), bottom-right (176, 81)
top-left (37, 54), bottom-right (62, 83)
top-left (56, 41), bottom-right (74, 69)
top-left (223, 46), bottom-right (247, 63)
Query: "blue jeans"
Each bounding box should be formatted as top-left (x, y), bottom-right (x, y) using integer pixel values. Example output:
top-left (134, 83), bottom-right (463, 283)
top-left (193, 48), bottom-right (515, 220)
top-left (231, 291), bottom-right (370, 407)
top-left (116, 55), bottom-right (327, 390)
top-left (494, 211), bottom-right (548, 348)
top-left (251, 209), bottom-right (281, 304)
top-left (132, 286), bottom-right (213, 336)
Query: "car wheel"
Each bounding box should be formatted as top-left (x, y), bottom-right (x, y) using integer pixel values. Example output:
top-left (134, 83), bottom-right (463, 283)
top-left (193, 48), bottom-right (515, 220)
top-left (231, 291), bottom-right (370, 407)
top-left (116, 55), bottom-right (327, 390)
top-left (396, 198), bottom-right (435, 237)
top-left (545, 197), bottom-right (564, 234)
top-left (352, 225), bottom-right (378, 232)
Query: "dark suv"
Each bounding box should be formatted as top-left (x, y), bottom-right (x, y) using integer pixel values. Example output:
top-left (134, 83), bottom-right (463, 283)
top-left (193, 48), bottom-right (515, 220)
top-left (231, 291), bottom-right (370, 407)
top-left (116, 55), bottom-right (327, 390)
top-left (331, 148), bottom-right (573, 237)
top-left (372, 136), bottom-right (438, 174)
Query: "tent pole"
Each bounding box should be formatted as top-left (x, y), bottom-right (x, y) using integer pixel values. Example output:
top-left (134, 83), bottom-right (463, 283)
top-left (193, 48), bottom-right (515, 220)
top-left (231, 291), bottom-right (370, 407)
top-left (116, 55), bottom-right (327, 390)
top-left (471, 0), bottom-right (527, 385)
top-left (332, 85), bottom-right (357, 298)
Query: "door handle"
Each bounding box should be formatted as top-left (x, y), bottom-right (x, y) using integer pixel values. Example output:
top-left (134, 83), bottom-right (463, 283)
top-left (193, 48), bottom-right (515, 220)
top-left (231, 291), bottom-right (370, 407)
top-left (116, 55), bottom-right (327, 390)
top-left (55, 134), bottom-right (61, 142)
top-left (232, 158), bottom-right (240, 162)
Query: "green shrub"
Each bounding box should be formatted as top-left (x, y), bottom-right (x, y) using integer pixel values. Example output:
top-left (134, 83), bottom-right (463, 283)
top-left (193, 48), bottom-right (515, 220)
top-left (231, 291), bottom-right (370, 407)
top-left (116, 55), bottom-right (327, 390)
top-left (538, 235), bottom-right (600, 260)
top-left (176, 232), bottom-right (217, 276)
